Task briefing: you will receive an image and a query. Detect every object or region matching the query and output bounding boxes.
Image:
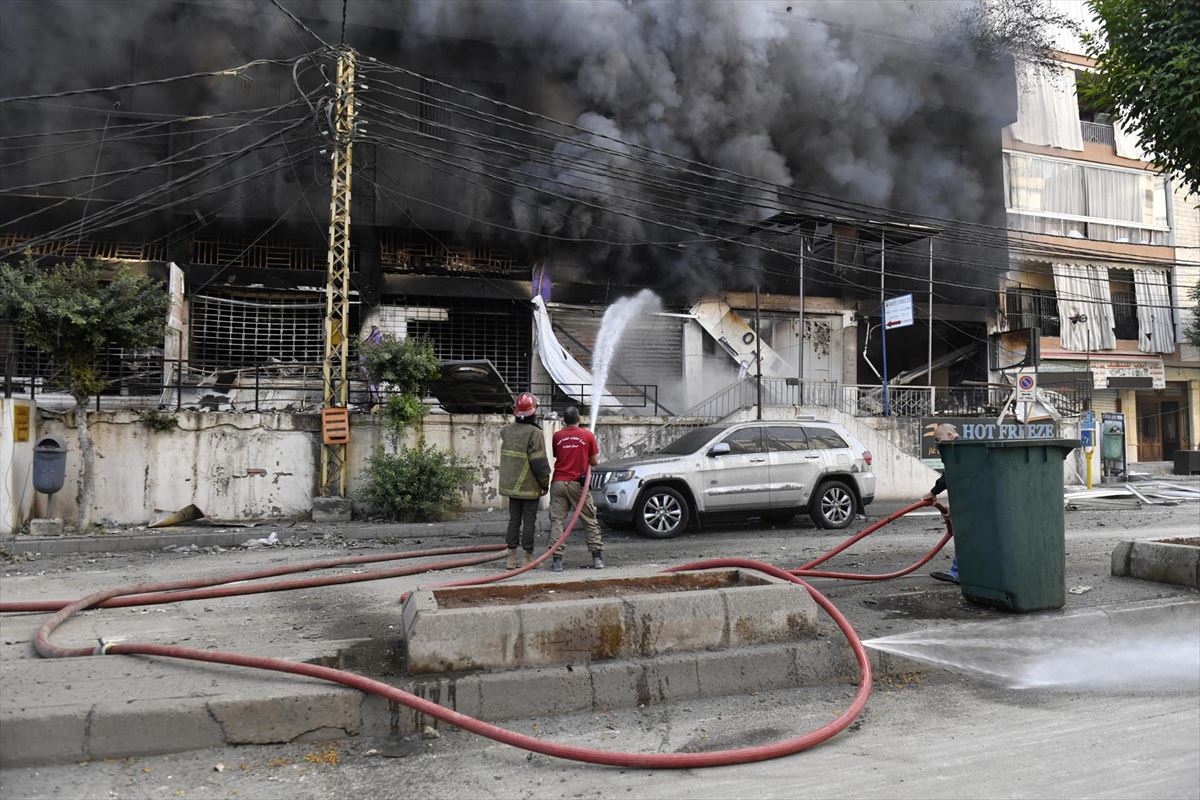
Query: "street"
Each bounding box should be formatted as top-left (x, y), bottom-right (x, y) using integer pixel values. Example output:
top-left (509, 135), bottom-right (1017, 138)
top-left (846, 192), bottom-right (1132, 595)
top-left (2, 502), bottom-right (1198, 799)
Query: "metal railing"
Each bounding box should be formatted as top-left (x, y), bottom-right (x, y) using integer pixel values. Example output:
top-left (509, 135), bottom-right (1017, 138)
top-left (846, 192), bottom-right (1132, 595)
top-left (1081, 121), bottom-right (1116, 146)
top-left (530, 383), bottom-right (661, 415)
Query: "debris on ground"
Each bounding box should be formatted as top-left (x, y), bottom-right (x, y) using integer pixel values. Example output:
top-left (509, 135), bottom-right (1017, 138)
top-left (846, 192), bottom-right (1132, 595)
top-left (1065, 479), bottom-right (1200, 510)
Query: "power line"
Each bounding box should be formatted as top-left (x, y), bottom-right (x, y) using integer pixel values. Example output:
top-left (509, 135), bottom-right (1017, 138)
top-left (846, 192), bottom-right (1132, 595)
top-left (0, 57), bottom-right (308, 103)
top-left (354, 75), bottom-right (1190, 283)
top-left (358, 59), bottom-right (1190, 274)
top-left (358, 125), bottom-right (1191, 314)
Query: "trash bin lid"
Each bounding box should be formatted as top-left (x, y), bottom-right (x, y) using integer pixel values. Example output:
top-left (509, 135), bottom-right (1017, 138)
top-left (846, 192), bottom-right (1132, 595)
top-left (939, 439), bottom-right (1081, 450)
top-left (34, 435), bottom-right (67, 451)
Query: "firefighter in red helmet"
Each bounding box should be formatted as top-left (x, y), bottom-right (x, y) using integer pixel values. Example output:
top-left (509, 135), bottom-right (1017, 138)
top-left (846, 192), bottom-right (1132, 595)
top-left (497, 392), bottom-right (551, 568)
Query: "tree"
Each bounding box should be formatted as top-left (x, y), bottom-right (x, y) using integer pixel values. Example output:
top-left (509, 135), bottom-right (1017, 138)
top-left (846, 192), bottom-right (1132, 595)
top-left (358, 334), bottom-right (473, 521)
top-left (1186, 280), bottom-right (1200, 349)
top-left (957, 0), bottom-right (1082, 75)
top-left (0, 255), bottom-right (168, 526)
top-left (1083, 0), bottom-right (1200, 194)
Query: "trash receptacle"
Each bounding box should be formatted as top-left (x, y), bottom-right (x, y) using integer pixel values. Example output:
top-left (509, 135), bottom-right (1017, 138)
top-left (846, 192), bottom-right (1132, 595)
top-left (939, 438), bottom-right (1080, 613)
top-left (32, 435), bottom-right (68, 495)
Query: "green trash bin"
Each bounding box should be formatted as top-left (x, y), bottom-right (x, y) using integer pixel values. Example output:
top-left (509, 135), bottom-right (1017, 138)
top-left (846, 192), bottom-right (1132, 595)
top-left (939, 438), bottom-right (1080, 613)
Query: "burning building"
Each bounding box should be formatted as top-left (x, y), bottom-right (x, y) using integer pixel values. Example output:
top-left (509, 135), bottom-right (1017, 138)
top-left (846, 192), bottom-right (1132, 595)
top-left (2, 0), bottom-right (1021, 418)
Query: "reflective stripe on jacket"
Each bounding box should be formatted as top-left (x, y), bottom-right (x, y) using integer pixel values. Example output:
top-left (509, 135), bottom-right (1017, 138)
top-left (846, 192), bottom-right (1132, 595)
top-left (498, 421), bottom-right (551, 499)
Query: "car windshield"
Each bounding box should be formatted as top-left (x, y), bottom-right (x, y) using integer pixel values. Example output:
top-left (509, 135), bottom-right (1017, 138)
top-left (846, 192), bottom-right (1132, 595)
top-left (655, 426), bottom-right (724, 455)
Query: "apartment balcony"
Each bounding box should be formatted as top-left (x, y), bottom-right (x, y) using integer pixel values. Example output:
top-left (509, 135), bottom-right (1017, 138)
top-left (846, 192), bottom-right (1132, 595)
top-left (1080, 121), bottom-right (1116, 147)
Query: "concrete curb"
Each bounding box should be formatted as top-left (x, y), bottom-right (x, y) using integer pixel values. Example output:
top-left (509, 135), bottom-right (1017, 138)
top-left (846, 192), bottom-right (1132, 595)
top-left (1111, 538), bottom-right (1200, 589)
top-left (0, 636), bottom-right (920, 767)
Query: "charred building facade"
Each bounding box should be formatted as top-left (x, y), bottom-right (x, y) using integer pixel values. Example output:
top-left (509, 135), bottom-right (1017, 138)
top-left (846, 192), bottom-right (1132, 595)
top-left (2, 0), bottom-right (1019, 415)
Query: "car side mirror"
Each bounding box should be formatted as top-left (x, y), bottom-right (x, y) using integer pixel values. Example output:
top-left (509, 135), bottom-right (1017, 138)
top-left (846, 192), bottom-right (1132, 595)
top-left (708, 442), bottom-right (731, 457)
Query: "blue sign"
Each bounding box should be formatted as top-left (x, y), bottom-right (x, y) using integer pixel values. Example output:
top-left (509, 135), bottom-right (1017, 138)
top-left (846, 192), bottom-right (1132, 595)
top-left (1081, 428), bottom-right (1095, 448)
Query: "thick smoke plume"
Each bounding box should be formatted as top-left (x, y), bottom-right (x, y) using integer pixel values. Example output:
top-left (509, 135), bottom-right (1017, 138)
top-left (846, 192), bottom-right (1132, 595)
top-left (1, 0), bottom-right (1032, 295)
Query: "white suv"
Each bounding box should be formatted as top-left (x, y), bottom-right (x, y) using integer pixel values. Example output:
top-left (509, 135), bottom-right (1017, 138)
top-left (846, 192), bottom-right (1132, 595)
top-left (590, 421), bottom-right (875, 538)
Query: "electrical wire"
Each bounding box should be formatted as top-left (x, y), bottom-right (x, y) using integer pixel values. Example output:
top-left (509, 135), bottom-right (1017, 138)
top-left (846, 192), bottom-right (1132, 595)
top-left (357, 124), bottom-right (1188, 315)
top-left (0, 57), bottom-right (311, 104)
top-left (353, 82), bottom-right (1191, 298)
top-left (5, 112), bottom-right (318, 252)
top-left (357, 59), bottom-right (1192, 275)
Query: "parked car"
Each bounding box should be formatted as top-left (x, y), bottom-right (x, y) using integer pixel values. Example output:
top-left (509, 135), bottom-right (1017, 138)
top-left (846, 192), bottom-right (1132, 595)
top-left (590, 420), bottom-right (875, 538)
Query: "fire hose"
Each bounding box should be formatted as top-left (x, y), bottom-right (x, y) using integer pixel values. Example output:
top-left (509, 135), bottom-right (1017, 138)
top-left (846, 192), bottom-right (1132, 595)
top-left (1, 470), bottom-right (952, 768)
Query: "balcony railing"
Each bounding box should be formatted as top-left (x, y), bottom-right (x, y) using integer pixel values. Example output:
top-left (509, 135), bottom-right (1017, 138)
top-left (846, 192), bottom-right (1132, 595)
top-left (1081, 121), bottom-right (1116, 146)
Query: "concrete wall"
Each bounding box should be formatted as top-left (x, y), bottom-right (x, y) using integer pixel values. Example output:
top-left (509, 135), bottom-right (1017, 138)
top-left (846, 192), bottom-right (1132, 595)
top-left (1, 399), bottom-right (38, 537)
top-left (12, 402), bottom-right (1079, 528)
top-left (18, 411), bottom-right (664, 526)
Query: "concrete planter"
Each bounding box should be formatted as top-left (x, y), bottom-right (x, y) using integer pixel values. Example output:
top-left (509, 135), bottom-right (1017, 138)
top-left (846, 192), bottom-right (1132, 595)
top-left (402, 569), bottom-right (820, 674)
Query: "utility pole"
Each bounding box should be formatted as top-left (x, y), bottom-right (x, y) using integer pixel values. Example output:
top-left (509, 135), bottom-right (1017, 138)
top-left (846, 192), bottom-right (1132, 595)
top-left (880, 230), bottom-right (890, 416)
top-left (797, 237), bottom-right (805, 406)
top-left (755, 284), bottom-right (763, 420)
top-left (319, 47), bottom-right (356, 498)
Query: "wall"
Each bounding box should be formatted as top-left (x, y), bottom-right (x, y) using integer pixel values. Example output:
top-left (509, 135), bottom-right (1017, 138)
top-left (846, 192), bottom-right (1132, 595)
top-left (24, 410), bottom-right (665, 526)
top-left (20, 403), bottom-right (1082, 528)
top-left (1, 399), bottom-right (37, 537)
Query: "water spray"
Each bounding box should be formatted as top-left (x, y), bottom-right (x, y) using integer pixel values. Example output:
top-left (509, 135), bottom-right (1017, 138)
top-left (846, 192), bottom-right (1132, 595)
top-left (588, 289), bottom-right (663, 431)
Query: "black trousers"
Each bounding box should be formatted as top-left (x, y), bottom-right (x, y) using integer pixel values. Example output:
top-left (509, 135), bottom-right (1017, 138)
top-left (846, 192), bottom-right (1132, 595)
top-left (506, 497), bottom-right (539, 552)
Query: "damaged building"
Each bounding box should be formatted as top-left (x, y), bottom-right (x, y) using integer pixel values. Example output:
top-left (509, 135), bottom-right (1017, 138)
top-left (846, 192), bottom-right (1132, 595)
top-left (2, 0), bottom-right (1025, 423)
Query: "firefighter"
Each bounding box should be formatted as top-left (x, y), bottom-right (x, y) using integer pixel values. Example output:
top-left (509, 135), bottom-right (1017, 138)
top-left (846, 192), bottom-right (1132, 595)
top-left (548, 406), bottom-right (605, 571)
top-left (498, 392), bottom-right (551, 569)
top-left (923, 423), bottom-right (960, 584)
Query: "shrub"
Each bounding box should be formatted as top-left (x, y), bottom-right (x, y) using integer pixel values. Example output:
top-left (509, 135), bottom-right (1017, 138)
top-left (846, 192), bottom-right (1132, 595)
top-left (382, 393), bottom-right (426, 437)
top-left (140, 409), bottom-right (178, 432)
top-left (359, 444), bottom-right (474, 521)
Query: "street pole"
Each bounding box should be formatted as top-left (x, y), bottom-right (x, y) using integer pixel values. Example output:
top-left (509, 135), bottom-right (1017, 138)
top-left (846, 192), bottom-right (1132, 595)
top-left (755, 283), bottom-right (763, 420)
top-left (797, 237), bottom-right (805, 406)
top-left (927, 236), bottom-right (933, 384)
top-left (319, 47), bottom-right (356, 498)
top-left (880, 230), bottom-right (890, 416)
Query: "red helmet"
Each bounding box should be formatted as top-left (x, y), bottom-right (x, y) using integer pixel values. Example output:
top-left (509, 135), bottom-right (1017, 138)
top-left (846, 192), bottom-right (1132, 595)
top-left (513, 392), bottom-right (538, 418)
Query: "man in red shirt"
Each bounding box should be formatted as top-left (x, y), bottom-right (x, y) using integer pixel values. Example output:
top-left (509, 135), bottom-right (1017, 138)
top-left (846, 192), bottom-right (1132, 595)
top-left (548, 406), bottom-right (605, 571)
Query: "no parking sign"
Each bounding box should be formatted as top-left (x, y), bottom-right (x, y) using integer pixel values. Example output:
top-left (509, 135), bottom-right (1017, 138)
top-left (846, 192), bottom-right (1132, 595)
top-left (1016, 371), bottom-right (1037, 402)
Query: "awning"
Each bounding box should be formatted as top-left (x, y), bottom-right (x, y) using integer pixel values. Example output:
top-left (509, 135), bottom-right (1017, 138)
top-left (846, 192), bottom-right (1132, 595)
top-left (531, 296), bottom-right (618, 407)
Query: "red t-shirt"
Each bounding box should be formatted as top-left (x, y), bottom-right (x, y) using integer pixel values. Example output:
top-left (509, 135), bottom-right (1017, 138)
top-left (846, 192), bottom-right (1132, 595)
top-left (552, 426), bottom-right (598, 482)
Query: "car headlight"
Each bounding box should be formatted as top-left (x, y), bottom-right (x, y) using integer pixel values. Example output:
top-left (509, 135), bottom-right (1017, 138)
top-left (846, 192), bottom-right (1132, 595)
top-left (608, 469), bottom-right (636, 483)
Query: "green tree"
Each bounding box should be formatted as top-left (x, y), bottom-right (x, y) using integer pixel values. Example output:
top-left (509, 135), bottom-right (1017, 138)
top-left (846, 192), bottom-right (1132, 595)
top-left (0, 254), bottom-right (168, 525)
top-left (1186, 280), bottom-right (1200, 349)
top-left (1083, 0), bottom-right (1200, 194)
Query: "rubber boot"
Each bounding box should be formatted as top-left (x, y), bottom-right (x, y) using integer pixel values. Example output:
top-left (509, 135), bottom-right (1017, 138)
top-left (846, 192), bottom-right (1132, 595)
top-left (549, 555), bottom-right (564, 572)
top-left (591, 552), bottom-right (606, 570)
top-left (505, 548), bottom-right (519, 570)
top-left (522, 550), bottom-right (534, 566)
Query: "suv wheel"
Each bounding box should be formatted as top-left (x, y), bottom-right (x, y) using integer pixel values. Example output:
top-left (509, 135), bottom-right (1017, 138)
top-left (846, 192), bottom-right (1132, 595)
top-left (811, 479), bottom-right (856, 529)
top-left (634, 486), bottom-right (690, 539)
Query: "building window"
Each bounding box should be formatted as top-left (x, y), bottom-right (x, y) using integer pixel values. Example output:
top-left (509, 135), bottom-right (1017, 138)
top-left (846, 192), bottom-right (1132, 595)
top-left (1108, 269), bottom-right (1139, 340)
top-left (1004, 152), bottom-right (1170, 245)
top-left (1004, 286), bottom-right (1060, 336)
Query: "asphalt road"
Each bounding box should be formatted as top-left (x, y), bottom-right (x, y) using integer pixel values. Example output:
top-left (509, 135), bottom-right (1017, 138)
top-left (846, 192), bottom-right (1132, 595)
top-left (2, 502), bottom-right (1198, 799)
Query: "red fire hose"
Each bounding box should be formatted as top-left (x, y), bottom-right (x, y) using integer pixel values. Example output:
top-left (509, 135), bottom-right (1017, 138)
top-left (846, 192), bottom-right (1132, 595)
top-left (5, 471), bottom-right (951, 768)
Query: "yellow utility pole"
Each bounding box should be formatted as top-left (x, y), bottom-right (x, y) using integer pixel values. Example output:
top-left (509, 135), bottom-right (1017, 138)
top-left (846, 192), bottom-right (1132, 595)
top-left (319, 47), bottom-right (356, 497)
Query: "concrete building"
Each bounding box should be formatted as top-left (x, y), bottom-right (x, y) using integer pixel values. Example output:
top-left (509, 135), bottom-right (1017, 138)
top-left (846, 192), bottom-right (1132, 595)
top-left (995, 50), bottom-right (1199, 470)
